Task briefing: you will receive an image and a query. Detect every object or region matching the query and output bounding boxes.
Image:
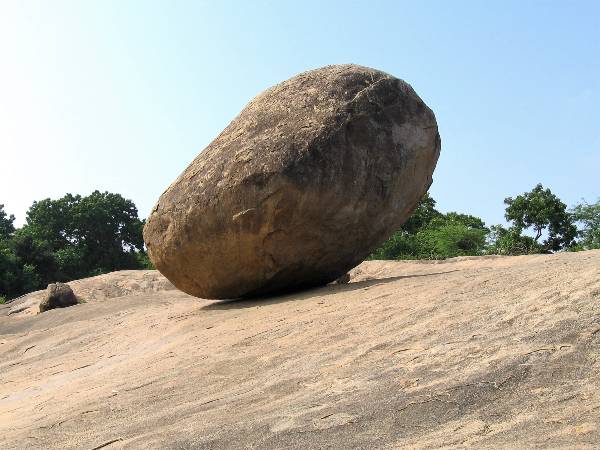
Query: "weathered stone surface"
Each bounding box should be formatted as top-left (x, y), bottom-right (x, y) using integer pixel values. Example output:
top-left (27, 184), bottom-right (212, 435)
top-left (2, 252), bottom-right (600, 449)
top-left (39, 283), bottom-right (78, 313)
top-left (144, 64), bottom-right (441, 299)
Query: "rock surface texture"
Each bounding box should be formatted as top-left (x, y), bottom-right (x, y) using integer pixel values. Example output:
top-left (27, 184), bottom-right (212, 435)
top-left (1, 251), bottom-right (599, 449)
top-left (144, 64), bottom-right (441, 299)
top-left (39, 282), bottom-right (78, 313)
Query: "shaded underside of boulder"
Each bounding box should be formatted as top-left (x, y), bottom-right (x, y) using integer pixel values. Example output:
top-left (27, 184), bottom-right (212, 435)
top-left (144, 64), bottom-right (441, 299)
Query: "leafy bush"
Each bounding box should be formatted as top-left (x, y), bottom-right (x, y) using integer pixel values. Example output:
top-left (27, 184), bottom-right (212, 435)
top-left (485, 225), bottom-right (542, 255)
top-left (504, 184), bottom-right (576, 251)
top-left (371, 194), bottom-right (489, 260)
top-left (0, 192), bottom-right (149, 299)
top-left (0, 204), bottom-right (15, 240)
top-left (571, 199), bottom-right (600, 250)
top-left (135, 251), bottom-right (155, 269)
top-left (415, 222), bottom-right (488, 259)
top-left (373, 185), bottom-right (584, 261)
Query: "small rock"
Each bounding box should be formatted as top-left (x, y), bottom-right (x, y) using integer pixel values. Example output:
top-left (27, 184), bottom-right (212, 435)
top-left (334, 273), bottom-right (351, 284)
top-left (39, 283), bottom-right (79, 313)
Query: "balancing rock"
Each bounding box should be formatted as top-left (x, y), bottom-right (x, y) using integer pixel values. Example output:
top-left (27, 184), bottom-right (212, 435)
top-left (144, 64), bottom-right (441, 299)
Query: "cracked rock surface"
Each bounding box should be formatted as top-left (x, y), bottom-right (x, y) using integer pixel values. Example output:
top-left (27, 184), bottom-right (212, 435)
top-left (143, 64), bottom-right (441, 299)
top-left (1, 251), bottom-right (599, 449)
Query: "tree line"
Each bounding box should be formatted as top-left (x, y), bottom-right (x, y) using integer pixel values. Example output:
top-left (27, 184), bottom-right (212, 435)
top-left (0, 191), bottom-right (152, 302)
top-left (1, 184), bottom-right (599, 302)
top-left (371, 183), bottom-right (600, 260)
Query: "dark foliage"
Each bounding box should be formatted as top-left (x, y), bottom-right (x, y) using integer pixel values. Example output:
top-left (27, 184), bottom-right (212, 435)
top-left (504, 184), bottom-right (577, 252)
top-left (373, 185), bottom-right (587, 260)
top-left (0, 192), bottom-right (150, 300)
top-left (370, 194), bottom-right (489, 260)
top-left (571, 199), bottom-right (600, 250)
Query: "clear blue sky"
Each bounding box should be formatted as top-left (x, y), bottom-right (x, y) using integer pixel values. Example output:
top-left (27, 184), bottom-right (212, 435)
top-left (1, 0), bottom-right (598, 227)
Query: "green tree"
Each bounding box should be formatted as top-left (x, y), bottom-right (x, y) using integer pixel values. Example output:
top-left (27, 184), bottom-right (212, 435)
top-left (10, 227), bottom-right (60, 285)
top-left (370, 230), bottom-right (419, 260)
top-left (0, 241), bottom-right (42, 299)
top-left (0, 206), bottom-right (27, 299)
top-left (0, 204), bottom-right (15, 240)
top-left (400, 193), bottom-right (442, 234)
top-left (370, 193), bottom-right (439, 260)
top-left (371, 194), bottom-right (489, 260)
top-left (443, 212), bottom-right (487, 230)
top-left (0, 192), bottom-right (149, 300)
top-left (135, 251), bottom-right (155, 269)
top-left (486, 225), bottom-right (542, 256)
top-left (0, 242), bottom-right (22, 298)
top-left (413, 212), bottom-right (488, 259)
top-left (504, 184), bottom-right (576, 252)
top-left (23, 194), bottom-right (80, 251)
top-left (415, 223), bottom-right (488, 259)
top-left (571, 199), bottom-right (600, 250)
top-left (24, 191), bottom-right (147, 278)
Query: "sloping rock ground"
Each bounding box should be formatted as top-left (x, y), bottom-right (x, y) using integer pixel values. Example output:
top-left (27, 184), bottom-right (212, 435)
top-left (0, 251), bottom-right (599, 449)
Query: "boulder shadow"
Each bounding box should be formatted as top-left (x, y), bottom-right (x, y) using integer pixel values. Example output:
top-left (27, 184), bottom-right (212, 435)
top-left (200, 269), bottom-right (459, 311)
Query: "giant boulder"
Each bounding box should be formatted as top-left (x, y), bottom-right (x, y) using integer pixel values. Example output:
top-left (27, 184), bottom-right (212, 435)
top-left (144, 64), bottom-right (441, 299)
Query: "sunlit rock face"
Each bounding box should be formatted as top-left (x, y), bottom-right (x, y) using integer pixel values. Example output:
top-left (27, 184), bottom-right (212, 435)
top-left (144, 64), bottom-right (441, 299)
